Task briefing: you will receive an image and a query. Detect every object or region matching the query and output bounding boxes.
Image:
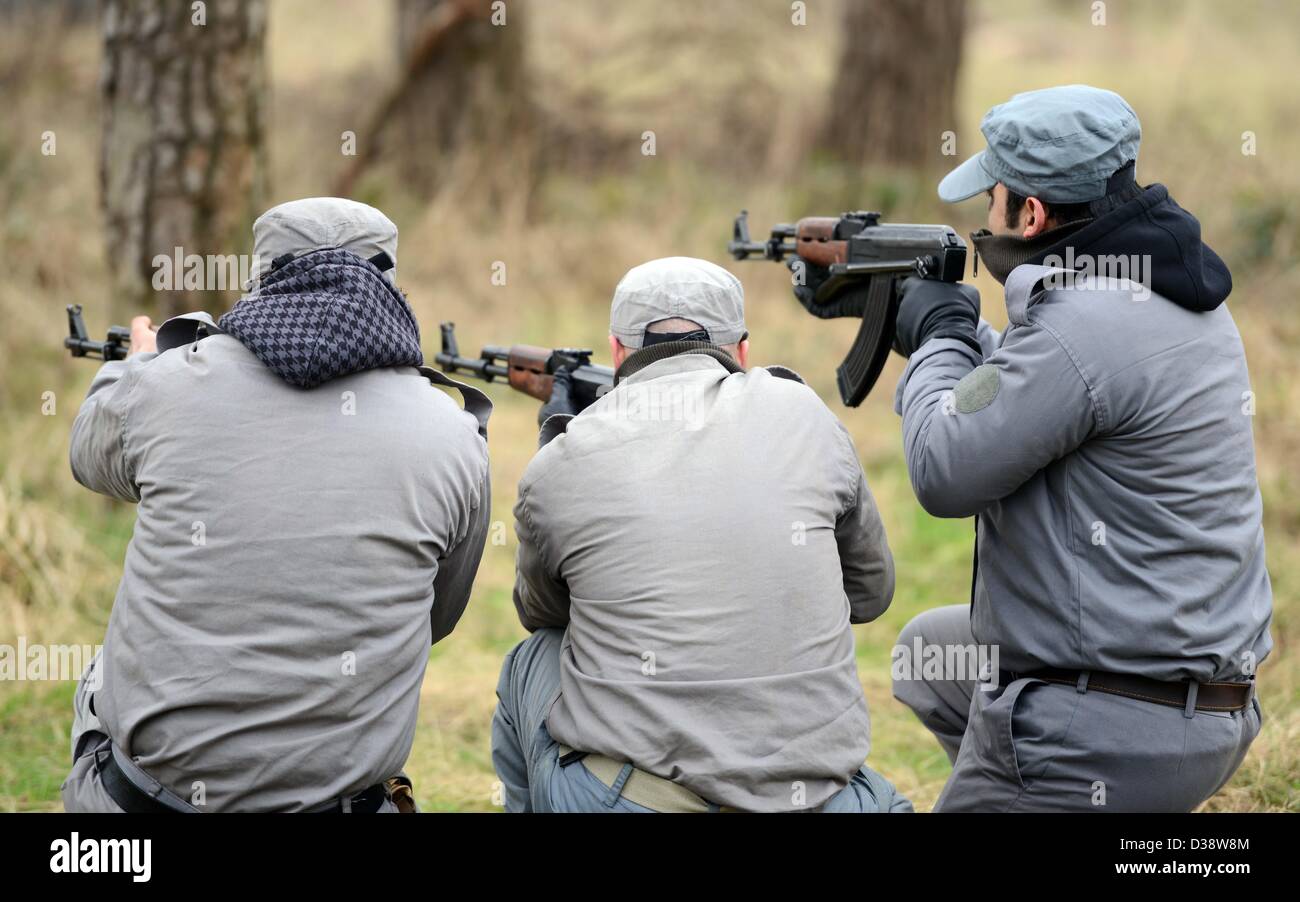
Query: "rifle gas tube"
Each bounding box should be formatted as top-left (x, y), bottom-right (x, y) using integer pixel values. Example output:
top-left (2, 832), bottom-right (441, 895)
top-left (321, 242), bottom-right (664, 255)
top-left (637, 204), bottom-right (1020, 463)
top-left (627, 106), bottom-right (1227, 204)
top-left (435, 322), bottom-right (614, 412)
top-left (65, 305), bottom-right (132, 361)
top-left (729, 210), bottom-right (966, 406)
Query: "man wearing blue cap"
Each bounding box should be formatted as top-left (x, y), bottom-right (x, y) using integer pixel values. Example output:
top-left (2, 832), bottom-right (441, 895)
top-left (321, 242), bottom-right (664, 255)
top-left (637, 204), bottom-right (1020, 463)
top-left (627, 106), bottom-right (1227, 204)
top-left (886, 85), bottom-right (1271, 811)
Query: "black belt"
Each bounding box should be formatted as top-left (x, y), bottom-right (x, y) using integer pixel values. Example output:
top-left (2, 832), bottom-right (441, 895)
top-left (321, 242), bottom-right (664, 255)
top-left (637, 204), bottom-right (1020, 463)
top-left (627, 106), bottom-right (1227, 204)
top-left (1001, 668), bottom-right (1253, 713)
top-left (96, 746), bottom-right (187, 814)
top-left (311, 783), bottom-right (389, 814)
top-left (96, 746), bottom-right (388, 813)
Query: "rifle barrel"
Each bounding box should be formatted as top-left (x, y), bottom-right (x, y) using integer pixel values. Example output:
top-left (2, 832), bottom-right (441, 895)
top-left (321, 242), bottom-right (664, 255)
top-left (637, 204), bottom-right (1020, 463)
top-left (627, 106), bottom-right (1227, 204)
top-left (728, 240), bottom-right (795, 261)
top-left (433, 353), bottom-right (509, 381)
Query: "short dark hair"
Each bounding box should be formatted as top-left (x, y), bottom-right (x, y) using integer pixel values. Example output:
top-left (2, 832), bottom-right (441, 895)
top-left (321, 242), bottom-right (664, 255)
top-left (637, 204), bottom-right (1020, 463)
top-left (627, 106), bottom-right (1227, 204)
top-left (1003, 189), bottom-right (1092, 231)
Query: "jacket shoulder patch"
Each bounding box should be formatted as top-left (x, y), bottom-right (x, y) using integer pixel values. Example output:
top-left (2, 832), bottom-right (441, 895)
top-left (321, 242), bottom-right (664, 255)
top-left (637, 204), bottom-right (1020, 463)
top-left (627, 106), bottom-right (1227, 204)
top-left (953, 364), bottom-right (1000, 414)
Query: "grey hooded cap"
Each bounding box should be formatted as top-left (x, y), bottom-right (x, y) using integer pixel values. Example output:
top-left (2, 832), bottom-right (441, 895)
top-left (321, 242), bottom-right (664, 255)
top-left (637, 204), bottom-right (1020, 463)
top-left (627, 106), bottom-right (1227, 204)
top-left (609, 256), bottom-right (747, 349)
top-left (248, 197), bottom-right (398, 286)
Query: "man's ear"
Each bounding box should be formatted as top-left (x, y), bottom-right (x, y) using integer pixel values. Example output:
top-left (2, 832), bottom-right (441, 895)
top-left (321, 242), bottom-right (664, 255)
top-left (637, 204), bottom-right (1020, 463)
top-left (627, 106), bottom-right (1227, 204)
top-left (1022, 196), bottom-right (1050, 239)
top-left (735, 339), bottom-right (750, 369)
top-left (609, 335), bottom-right (627, 368)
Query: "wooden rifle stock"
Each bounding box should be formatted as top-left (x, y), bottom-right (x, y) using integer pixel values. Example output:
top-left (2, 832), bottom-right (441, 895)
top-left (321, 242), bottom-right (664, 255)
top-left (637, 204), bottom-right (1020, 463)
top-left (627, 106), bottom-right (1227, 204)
top-left (505, 345), bottom-right (555, 402)
top-left (792, 217), bottom-right (849, 267)
top-left (437, 323), bottom-right (615, 411)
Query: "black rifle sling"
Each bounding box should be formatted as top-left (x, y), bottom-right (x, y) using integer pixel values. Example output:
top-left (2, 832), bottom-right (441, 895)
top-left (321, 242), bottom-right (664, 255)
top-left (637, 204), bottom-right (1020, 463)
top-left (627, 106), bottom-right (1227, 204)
top-left (419, 366), bottom-right (493, 440)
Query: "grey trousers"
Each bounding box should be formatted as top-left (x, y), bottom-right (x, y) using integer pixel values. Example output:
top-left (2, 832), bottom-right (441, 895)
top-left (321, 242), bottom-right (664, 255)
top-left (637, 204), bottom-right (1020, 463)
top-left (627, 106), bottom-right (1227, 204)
top-left (491, 627), bottom-right (913, 813)
top-left (892, 604), bottom-right (1263, 812)
top-left (62, 650), bottom-right (127, 812)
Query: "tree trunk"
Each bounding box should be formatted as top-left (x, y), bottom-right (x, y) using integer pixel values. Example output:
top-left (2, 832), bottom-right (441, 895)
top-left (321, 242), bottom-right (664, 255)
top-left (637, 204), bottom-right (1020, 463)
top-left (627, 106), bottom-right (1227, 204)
top-left (391, 0), bottom-right (532, 196)
top-left (817, 0), bottom-right (966, 169)
top-left (100, 0), bottom-right (268, 318)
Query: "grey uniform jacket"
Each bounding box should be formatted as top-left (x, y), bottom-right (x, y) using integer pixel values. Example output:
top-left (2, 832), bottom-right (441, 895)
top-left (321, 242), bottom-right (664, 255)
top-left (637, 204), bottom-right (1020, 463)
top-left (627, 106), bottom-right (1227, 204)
top-left (895, 263), bottom-right (1273, 682)
top-left (512, 350), bottom-right (895, 811)
top-left (69, 334), bottom-right (490, 811)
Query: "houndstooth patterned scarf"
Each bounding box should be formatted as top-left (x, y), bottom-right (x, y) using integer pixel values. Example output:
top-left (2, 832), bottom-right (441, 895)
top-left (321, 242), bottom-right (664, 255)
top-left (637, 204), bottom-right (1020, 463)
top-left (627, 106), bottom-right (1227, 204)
top-left (218, 248), bottom-right (423, 389)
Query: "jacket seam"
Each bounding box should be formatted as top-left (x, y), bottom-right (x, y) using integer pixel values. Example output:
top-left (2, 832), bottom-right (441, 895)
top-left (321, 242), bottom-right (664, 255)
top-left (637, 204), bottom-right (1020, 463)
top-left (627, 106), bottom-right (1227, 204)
top-left (517, 486), bottom-right (554, 578)
top-left (1027, 314), bottom-right (1107, 434)
top-left (1064, 453), bottom-right (1084, 665)
top-left (120, 365), bottom-right (144, 489)
top-left (833, 423), bottom-right (863, 520)
top-left (452, 462), bottom-right (489, 555)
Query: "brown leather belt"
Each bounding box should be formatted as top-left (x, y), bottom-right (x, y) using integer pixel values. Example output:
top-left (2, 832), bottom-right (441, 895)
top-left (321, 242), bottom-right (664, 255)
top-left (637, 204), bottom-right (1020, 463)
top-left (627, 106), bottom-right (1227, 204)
top-left (1008, 668), bottom-right (1253, 713)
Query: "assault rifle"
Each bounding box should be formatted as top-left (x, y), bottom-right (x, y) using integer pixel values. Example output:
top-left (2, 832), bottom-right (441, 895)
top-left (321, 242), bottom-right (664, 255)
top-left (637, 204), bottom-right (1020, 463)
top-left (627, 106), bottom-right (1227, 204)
top-left (65, 305), bottom-right (131, 361)
top-left (434, 322), bottom-right (614, 412)
top-left (728, 209), bottom-right (966, 406)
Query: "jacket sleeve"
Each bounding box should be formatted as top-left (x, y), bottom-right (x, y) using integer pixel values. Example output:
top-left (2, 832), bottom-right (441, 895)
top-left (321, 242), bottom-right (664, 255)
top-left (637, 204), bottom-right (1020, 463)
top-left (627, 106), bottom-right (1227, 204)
top-left (976, 319), bottom-right (1002, 356)
top-left (511, 487), bottom-right (572, 632)
top-left (835, 434), bottom-right (895, 624)
top-left (895, 320), bottom-right (1098, 519)
top-left (69, 356), bottom-right (155, 502)
top-left (430, 468), bottom-right (491, 644)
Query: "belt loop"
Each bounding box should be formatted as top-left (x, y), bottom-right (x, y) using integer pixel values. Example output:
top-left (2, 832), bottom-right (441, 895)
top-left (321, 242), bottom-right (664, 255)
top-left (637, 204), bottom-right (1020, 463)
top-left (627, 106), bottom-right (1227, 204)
top-left (1183, 681), bottom-right (1199, 719)
top-left (1075, 670), bottom-right (1090, 694)
top-left (603, 762), bottom-right (634, 808)
top-left (341, 794), bottom-right (352, 813)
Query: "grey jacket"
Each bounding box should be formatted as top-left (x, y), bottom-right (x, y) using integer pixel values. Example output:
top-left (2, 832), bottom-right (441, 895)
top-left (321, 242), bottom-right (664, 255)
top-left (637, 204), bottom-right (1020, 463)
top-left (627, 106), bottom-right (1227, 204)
top-left (512, 350), bottom-right (895, 811)
top-left (895, 263), bottom-right (1272, 682)
top-left (69, 334), bottom-right (491, 811)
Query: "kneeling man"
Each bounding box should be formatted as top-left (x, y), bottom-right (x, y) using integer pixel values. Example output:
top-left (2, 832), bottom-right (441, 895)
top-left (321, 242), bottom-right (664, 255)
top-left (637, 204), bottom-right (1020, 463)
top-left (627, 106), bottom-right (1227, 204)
top-left (491, 257), bottom-right (910, 812)
top-left (63, 198), bottom-right (492, 812)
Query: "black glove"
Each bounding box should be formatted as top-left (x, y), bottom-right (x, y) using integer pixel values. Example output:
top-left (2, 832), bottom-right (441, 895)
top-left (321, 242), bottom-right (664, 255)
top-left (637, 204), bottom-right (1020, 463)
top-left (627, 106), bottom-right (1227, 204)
top-left (788, 256), bottom-right (876, 319)
top-left (537, 365), bottom-right (578, 427)
top-left (893, 276), bottom-right (981, 358)
top-left (788, 256), bottom-right (830, 315)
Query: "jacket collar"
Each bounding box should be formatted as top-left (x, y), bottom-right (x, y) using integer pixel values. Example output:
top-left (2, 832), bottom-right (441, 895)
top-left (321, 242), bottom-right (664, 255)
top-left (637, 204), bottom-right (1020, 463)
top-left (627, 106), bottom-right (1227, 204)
top-left (1004, 264), bottom-right (1078, 325)
top-left (156, 311), bottom-right (224, 353)
top-left (615, 341), bottom-right (742, 385)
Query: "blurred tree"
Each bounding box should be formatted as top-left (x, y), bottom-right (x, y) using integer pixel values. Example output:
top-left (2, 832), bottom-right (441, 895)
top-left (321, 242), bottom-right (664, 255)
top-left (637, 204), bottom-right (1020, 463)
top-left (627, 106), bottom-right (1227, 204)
top-left (817, 0), bottom-right (966, 168)
top-left (384, 0), bottom-right (532, 196)
top-left (100, 0), bottom-right (268, 318)
top-left (0, 0), bottom-right (96, 22)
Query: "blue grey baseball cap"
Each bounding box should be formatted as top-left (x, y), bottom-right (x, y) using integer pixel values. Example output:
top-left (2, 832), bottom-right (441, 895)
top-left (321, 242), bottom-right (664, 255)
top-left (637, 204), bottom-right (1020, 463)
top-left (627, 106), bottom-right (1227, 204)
top-left (938, 85), bottom-right (1141, 204)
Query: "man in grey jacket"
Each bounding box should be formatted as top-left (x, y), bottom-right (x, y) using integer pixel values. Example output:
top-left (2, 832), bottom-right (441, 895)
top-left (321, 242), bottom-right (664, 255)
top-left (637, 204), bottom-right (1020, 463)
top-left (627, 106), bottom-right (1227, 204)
top-left (490, 256), bottom-right (910, 812)
top-left (882, 86), bottom-right (1271, 811)
top-left (62, 197), bottom-right (492, 812)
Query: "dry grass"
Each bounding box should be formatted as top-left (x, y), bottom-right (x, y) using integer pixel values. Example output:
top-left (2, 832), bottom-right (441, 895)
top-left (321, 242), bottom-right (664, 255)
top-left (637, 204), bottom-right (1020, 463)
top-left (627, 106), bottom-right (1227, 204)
top-left (0, 0), bottom-right (1296, 812)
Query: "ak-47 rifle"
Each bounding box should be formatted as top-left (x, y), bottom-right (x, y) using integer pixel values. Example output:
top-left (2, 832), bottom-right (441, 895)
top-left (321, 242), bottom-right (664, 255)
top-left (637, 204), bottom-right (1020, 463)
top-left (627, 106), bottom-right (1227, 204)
top-left (728, 209), bottom-right (967, 407)
top-left (65, 305), bottom-right (131, 361)
top-left (434, 322), bottom-right (614, 412)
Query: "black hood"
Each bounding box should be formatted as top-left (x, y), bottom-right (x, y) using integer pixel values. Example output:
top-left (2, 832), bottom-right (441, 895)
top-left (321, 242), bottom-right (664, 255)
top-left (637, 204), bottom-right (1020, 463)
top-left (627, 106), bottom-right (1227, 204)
top-left (1027, 184), bottom-right (1232, 312)
top-left (218, 248), bottom-right (423, 388)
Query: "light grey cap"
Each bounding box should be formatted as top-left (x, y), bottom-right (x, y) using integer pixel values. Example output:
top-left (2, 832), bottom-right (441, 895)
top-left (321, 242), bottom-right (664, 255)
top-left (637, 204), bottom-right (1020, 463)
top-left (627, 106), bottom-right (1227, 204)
top-left (938, 85), bottom-right (1141, 204)
top-left (248, 197), bottom-right (398, 287)
top-left (609, 256), bottom-right (747, 349)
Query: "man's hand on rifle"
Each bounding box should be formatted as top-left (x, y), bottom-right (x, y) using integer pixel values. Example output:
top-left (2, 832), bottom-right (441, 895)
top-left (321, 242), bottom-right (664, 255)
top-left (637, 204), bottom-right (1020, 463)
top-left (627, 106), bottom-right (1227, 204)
top-left (787, 256), bottom-right (867, 319)
top-left (130, 316), bottom-right (158, 356)
top-left (787, 256), bottom-right (835, 317)
top-left (893, 276), bottom-right (981, 358)
top-left (537, 364), bottom-right (579, 427)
